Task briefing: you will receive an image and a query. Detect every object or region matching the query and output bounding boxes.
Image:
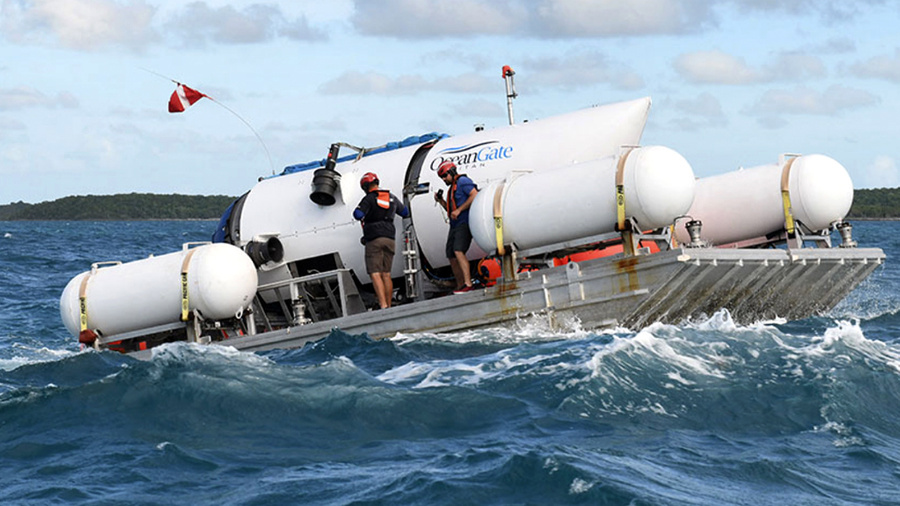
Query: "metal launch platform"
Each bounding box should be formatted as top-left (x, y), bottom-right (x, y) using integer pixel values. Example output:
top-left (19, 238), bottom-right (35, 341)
top-left (122, 239), bottom-right (884, 359)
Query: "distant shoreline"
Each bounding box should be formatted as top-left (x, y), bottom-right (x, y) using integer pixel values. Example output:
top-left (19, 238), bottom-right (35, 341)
top-left (0, 194), bottom-right (235, 221)
top-left (0, 218), bottom-right (219, 222)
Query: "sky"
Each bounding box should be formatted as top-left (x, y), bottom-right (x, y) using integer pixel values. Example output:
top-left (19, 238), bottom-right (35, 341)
top-left (2, 0), bottom-right (900, 204)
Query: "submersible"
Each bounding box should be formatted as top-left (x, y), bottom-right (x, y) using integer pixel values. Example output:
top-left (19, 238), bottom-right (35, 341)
top-left (59, 69), bottom-right (884, 356)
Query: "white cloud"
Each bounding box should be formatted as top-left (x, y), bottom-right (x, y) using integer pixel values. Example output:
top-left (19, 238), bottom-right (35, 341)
top-left (674, 50), bottom-right (762, 84)
top-left (525, 51), bottom-right (645, 90)
top-left (0, 0), bottom-right (158, 51)
top-left (674, 50), bottom-right (826, 85)
top-left (418, 49), bottom-right (490, 69)
top-left (56, 91), bottom-right (79, 108)
top-left (669, 92), bottom-right (727, 130)
top-left (318, 70), bottom-right (495, 95)
top-left (726, 0), bottom-right (886, 22)
top-left (811, 37), bottom-right (856, 54)
top-left (0, 144), bottom-right (27, 167)
top-left (349, 0), bottom-right (889, 39)
top-left (350, 0), bottom-right (715, 39)
top-left (279, 15), bottom-right (326, 41)
top-left (754, 115), bottom-right (789, 130)
top-left (0, 117), bottom-right (26, 131)
top-left (166, 2), bottom-right (325, 45)
top-left (319, 71), bottom-right (427, 95)
top-left (0, 0), bottom-right (326, 50)
top-left (746, 85), bottom-right (879, 116)
top-left (862, 155), bottom-right (899, 189)
top-left (351, 0), bottom-right (526, 38)
top-left (849, 48), bottom-right (900, 83)
top-left (440, 72), bottom-right (496, 93)
top-left (0, 87), bottom-right (79, 110)
top-left (449, 99), bottom-right (506, 119)
top-left (532, 0), bottom-right (715, 37)
top-left (765, 52), bottom-right (827, 81)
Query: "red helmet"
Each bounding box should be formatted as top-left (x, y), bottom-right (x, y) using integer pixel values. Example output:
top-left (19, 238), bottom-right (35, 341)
top-left (360, 172), bottom-right (379, 190)
top-left (437, 161), bottom-right (456, 178)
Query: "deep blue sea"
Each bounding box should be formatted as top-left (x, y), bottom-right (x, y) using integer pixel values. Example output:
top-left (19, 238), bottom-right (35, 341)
top-left (1, 220), bottom-right (900, 505)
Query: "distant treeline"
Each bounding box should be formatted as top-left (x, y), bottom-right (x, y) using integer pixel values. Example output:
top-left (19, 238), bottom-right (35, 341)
top-left (846, 188), bottom-right (900, 219)
top-left (0, 193), bottom-right (237, 220)
top-left (0, 188), bottom-right (897, 221)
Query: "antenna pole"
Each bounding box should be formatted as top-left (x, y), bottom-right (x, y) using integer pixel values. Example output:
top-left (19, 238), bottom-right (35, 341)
top-left (502, 65), bottom-right (517, 125)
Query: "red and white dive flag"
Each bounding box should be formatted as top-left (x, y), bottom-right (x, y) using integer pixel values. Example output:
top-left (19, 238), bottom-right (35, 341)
top-left (168, 83), bottom-right (207, 113)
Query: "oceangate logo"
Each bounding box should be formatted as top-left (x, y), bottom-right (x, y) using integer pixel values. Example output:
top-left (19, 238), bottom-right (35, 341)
top-left (430, 140), bottom-right (513, 171)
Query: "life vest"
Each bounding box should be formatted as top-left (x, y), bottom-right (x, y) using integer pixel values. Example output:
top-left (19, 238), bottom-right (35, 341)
top-left (445, 177), bottom-right (458, 215)
top-left (376, 191), bottom-right (391, 210)
top-left (445, 175), bottom-right (473, 215)
top-left (361, 190), bottom-right (398, 242)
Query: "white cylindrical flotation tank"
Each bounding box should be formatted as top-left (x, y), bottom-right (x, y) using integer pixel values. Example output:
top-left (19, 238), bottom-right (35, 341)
top-left (468, 145), bottom-right (696, 254)
top-left (674, 154), bottom-right (854, 246)
top-left (60, 242), bottom-right (258, 338)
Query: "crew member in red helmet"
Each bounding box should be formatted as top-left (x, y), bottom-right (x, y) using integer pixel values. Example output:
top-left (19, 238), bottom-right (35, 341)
top-left (433, 161), bottom-right (479, 294)
top-left (353, 172), bottom-right (409, 309)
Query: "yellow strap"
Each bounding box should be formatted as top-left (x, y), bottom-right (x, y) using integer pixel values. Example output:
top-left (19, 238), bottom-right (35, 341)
top-left (180, 248), bottom-right (198, 321)
top-left (615, 148), bottom-right (634, 231)
top-left (492, 182), bottom-right (506, 256)
top-left (780, 157), bottom-right (798, 235)
top-left (78, 273), bottom-right (92, 332)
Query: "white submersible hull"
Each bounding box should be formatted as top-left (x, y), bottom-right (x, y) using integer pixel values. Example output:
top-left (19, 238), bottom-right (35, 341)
top-left (59, 96), bottom-right (885, 357)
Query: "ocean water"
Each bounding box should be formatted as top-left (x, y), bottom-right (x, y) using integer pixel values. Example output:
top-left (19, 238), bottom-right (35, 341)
top-left (1, 220), bottom-right (899, 505)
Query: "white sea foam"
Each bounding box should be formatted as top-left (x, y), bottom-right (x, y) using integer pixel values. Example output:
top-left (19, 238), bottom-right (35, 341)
top-left (150, 341), bottom-right (273, 368)
top-left (0, 345), bottom-right (78, 371)
top-left (665, 371), bottom-right (695, 386)
top-left (808, 319), bottom-right (900, 373)
top-left (597, 327), bottom-right (730, 380)
top-left (391, 313), bottom-right (593, 346)
top-left (379, 352), bottom-right (520, 388)
top-left (815, 421), bottom-right (866, 447)
top-left (377, 361), bottom-right (435, 385)
top-left (690, 308), bottom-right (738, 332)
top-left (809, 319), bottom-right (864, 351)
top-left (569, 477), bottom-right (595, 494)
top-left (0, 356), bottom-right (32, 372)
top-left (379, 339), bottom-right (588, 389)
top-left (682, 308), bottom-right (785, 333)
top-left (543, 456), bottom-right (560, 474)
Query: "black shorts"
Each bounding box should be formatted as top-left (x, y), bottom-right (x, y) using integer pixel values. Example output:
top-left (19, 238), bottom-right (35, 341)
top-left (365, 237), bottom-right (395, 273)
top-left (445, 224), bottom-right (472, 258)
